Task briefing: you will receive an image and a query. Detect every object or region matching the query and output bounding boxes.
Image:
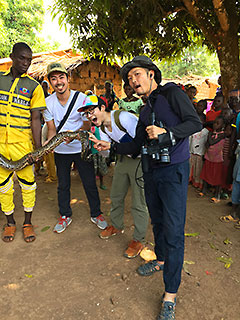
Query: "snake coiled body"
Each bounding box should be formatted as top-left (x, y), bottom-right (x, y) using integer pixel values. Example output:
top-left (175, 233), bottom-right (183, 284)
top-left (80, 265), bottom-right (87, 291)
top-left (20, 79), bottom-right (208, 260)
top-left (0, 131), bottom-right (91, 171)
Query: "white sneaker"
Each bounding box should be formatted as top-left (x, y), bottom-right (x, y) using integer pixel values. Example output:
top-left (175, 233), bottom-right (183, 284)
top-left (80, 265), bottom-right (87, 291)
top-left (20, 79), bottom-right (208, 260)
top-left (91, 214), bottom-right (108, 229)
top-left (53, 216), bottom-right (72, 233)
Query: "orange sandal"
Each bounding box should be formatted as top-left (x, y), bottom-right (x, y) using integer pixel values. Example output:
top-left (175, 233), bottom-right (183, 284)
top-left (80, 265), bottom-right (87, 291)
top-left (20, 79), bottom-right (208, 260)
top-left (2, 224), bottom-right (16, 242)
top-left (210, 197), bottom-right (220, 204)
top-left (22, 224), bottom-right (36, 243)
top-left (220, 215), bottom-right (239, 223)
top-left (197, 192), bottom-right (205, 198)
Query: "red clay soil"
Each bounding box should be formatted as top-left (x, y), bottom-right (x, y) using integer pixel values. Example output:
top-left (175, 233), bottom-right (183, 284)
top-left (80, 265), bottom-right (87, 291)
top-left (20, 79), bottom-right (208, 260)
top-left (0, 167), bottom-right (239, 320)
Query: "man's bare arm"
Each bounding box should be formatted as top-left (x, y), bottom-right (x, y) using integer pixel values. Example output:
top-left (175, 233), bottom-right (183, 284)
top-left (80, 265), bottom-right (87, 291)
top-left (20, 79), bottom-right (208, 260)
top-left (45, 120), bottom-right (56, 142)
top-left (31, 110), bottom-right (42, 149)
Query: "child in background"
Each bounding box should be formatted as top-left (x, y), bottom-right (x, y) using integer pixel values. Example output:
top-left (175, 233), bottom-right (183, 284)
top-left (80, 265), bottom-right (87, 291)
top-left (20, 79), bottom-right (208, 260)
top-left (199, 116), bottom-right (226, 203)
top-left (189, 101), bottom-right (208, 190)
top-left (221, 107), bottom-right (233, 123)
top-left (221, 140), bottom-right (240, 224)
top-left (85, 90), bottom-right (108, 189)
top-left (205, 94), bottom-right (225, 131)
top-left (119, 83), bottom-right (143, 114)
top-left (186, 85), bottom-right (197, 107)
top-left (100, 81), bottom-right (119, 111)
top-left (220, 123), bottom-right (233, 199)
top-left (228, 96), bottom-right (240, 115)
top-left (232, 139), bottom-right (240, 228)
top-left (195, 99), bottom-right (207, 123)
top-left (221, 108), bottom-right (238, 189)
top-left (90, 125), bottom-right (108, 190)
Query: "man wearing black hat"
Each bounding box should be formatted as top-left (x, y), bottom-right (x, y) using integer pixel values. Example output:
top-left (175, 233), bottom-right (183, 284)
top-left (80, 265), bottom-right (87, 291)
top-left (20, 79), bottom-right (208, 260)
top-left (91, 56), bottom-right (202, 319)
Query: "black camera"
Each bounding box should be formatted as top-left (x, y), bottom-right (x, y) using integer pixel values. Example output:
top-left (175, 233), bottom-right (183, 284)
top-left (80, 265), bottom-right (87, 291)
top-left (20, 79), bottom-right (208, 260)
top-left (141, 112), bottom-right (176, 173)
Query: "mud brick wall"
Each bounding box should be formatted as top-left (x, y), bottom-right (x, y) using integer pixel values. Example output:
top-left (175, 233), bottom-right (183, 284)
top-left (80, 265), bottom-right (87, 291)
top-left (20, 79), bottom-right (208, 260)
top-left (196, 82), bottom-right (218, 101)
top-left (69, 60), bottom-right (123, 98)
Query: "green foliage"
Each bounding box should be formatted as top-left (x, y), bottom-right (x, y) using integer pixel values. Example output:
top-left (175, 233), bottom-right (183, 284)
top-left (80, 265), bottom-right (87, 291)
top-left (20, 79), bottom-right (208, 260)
top-left (159, 46), bottom-right (220, 78)
top-left (0, 0), bottom-right (8, 52)
top-left (0, 0), bottom-right (7, 13)
top-left (0, 0), bottom-right (59, 58)
top-left (33, 37), bottom-right (60, 53)
top-left (52, 0), bottom-right (240, 63)
top-left (52, 0), bottom-right (240, 95)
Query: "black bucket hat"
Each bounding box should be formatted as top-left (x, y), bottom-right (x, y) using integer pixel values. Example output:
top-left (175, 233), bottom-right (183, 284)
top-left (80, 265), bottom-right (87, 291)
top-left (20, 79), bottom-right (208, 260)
top-left (120, 56), bottom-right (161, 85)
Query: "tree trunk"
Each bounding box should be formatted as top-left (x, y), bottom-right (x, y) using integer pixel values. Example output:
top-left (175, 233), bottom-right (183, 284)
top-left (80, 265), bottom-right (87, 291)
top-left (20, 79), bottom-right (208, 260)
top-left (216, 33), bottom-right (240, 100)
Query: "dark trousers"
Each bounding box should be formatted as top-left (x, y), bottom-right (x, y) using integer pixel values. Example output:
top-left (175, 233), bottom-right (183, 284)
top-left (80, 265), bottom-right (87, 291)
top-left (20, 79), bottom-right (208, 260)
top-left (54, 152), bottom-right (102, 218)
top-left (143, 160), bottom-right (189, 294)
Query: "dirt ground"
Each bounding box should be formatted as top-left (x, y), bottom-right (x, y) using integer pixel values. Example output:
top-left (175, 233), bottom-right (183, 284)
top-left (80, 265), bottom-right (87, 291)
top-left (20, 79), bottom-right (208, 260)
top-left (0, 165), bottom-right (239, 320)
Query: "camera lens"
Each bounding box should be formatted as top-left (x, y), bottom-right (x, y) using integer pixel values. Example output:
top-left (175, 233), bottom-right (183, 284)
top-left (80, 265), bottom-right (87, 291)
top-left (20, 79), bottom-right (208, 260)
top-left (160, 148), bottom-right (170, 163)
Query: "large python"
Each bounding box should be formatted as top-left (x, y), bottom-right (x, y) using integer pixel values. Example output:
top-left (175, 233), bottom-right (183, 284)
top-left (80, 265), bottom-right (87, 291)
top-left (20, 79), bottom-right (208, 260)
top-left (0, 130), bottom-right (91, 171)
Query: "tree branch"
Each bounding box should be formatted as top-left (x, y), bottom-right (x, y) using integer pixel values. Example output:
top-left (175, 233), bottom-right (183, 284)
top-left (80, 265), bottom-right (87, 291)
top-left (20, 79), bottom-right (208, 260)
top-left (158, 4), bottom-right (186, 18)
top-left (220, 0), bottom-right (240, 34)
top-left (212, 0), bottom-right (229, 32)
top-left (182, 0), bottom-right (218, 45)
top-left (118, 2), bottom-right (186, 29)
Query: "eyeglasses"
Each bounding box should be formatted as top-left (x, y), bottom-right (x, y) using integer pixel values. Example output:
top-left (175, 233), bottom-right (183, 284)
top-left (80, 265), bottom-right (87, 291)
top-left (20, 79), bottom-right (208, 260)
top-left (83, 106), bottom-right (97, 117)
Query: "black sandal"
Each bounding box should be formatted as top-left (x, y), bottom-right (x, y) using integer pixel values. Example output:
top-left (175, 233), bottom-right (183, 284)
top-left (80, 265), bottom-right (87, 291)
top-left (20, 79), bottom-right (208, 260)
top-left (137, 260), bottom-right (164, 276)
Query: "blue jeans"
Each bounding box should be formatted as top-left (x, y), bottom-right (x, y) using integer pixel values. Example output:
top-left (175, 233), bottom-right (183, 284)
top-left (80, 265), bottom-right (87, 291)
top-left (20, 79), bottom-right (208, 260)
top-left (54, 152), bottom-right (102, 218)
top-left (143, 160), bottom-right (189, 293)
top-left (231, 180), bottom-right (240, 205)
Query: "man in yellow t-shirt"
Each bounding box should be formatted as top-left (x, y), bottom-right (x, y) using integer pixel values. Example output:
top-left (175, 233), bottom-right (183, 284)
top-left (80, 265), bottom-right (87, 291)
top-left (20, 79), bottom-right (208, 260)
top-left (0, 42), bottom-right (46, 243)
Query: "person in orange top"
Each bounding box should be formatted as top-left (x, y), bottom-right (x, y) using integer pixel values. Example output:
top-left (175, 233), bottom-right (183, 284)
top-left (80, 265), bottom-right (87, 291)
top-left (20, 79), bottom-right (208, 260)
top-left (205, 93), bottom-right (225, 131)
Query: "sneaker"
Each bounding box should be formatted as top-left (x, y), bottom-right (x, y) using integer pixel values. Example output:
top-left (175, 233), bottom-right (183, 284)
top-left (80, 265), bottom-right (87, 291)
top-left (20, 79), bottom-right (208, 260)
top-left (157, 300), bottom-right (176, 320)
top-left (137, 260), bottom-right (164, 276)
top-left (99, 225), bottom-right (124, 239)
top-left (53, 216), bottom-right (72, 233)
top-left (91, 214), bottom-right (108, 230)
top-left (124, 240), bottom-right (144, 259)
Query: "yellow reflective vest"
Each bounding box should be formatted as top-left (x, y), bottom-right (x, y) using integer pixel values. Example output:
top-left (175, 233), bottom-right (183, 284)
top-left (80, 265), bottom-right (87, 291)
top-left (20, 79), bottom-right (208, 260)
top-left (0, 69), bottom-right (46, 143)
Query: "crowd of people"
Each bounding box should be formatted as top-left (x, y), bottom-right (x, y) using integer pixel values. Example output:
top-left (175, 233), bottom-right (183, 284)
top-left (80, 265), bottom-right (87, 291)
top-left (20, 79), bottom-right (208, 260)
top-left (188, 87), bottom-right (240, 228)
top-left (1, 41), bottom-right (239, 320)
